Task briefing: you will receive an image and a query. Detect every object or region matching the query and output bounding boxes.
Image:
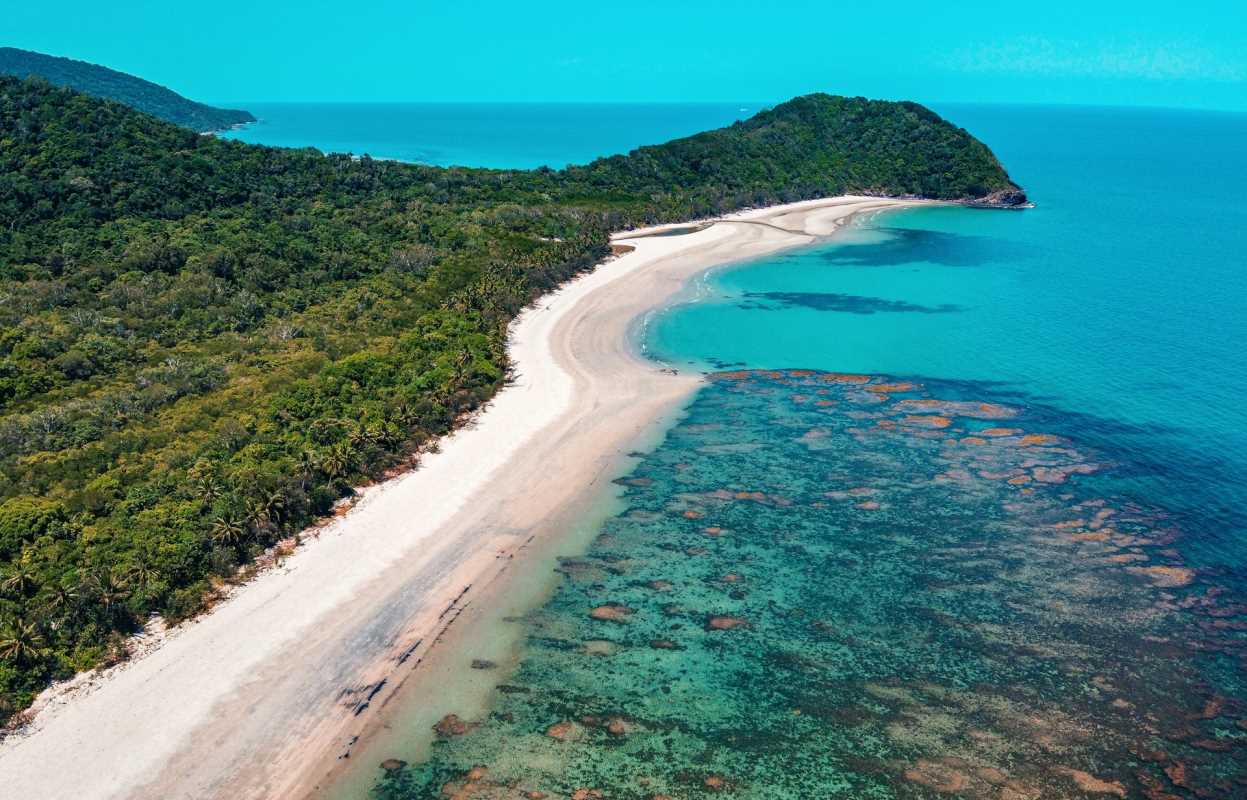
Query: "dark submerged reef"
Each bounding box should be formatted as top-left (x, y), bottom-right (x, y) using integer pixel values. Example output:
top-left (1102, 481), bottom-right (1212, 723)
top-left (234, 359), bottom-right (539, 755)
top-left (738, 292), bottom-right (964, 314)
top-left (376, 371), bottom-right (1247, 799)
top-left (0, 77), bottom-right (1020, 721)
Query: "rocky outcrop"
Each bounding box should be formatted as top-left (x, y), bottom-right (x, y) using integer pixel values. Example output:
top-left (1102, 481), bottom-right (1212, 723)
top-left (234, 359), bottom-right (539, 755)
top-left (966, 188), bottom-right (1033, 209)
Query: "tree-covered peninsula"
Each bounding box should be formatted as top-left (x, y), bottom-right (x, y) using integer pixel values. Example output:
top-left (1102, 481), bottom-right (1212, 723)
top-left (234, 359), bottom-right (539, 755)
top-left (0, 47), bottom-right (255, 133)
top-left (0, 75), bottom-right (1024, 722)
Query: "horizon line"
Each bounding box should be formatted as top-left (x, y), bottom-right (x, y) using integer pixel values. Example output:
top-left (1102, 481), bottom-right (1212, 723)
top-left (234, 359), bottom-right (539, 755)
top-left (207, 97), bottom-right (1247, 116)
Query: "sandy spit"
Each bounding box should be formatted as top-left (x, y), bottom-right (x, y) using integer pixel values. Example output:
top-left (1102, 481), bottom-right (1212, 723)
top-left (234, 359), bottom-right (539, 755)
top-left (0, 195), bottom-right (919, 799)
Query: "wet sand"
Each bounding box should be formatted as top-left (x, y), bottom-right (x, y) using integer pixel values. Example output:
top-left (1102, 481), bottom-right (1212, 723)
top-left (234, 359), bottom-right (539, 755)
top-left (0, 195), bottom-right (919, 800)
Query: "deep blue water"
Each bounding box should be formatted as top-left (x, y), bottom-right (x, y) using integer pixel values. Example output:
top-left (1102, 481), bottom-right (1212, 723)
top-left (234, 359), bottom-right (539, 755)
top-left (220, 102), bottom-right (758, 168)
top-left (246, 103), bottom-right (1247, 798)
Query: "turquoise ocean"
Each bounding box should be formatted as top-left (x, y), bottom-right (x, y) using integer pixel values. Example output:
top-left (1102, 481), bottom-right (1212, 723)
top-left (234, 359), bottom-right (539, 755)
top-left (221, 102), bottom-right (759, 168)
top-left (230, 103), bottom-right (1247, 798)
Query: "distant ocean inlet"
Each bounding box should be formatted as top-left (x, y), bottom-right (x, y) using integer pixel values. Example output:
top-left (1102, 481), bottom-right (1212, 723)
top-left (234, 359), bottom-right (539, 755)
top-left (234, 103), bottom-right (1247, 798)
top-left (220, 102), bottom-right (759, 168)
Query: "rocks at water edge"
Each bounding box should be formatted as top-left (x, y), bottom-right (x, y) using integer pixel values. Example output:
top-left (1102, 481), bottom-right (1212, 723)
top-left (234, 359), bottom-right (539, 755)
top-left (967, 188), bottom-right (1032, 208)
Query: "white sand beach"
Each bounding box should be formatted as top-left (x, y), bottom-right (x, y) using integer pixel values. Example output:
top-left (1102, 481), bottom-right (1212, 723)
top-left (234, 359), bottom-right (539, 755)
top-left (0, 195), bottom-right (919, 800)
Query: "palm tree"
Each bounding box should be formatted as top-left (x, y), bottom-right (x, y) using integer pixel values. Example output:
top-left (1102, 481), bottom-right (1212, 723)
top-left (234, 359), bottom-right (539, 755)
top-left (297, 449), bottom-right (318, 490)
top-left (371, 422), bottom-right (400, 450)
top-left (41, 581), bottom-right (81, 620)
top-left (88, 569), bottom-right (130, 624)
top-left (392, 402), bottom-right (416, 428)
top-left (348, 425), bottom-right (371, 452)
top-left (321, 443), bottom-right (355, 484)
top-left (243, 498), bottom-right (269, 535)
top-left (126, 559), bottom-right (161, 592)
top-left (0, 617), bottom-right (46, 664)
top-left (1, 558), bottom-right (39, 597)
top-left (262, 490), bottom-right (287, 527)
top-left (191, 467), bottom-right (225, 505)
top-left (210, 514), bottom-right (248, 547)
top-left (202, 476), bottom-right (224, 504)
top-left (453, 349), bottom-right (473, 385)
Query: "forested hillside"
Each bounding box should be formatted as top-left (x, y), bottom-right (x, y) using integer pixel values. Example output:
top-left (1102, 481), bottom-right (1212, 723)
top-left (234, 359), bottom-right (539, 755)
top-left (577, 94), bottom-right (1022, 206)
top-left (0, 75), bottom-right (1023, 722)
top-left (0, 47), bottom-right (254, 132)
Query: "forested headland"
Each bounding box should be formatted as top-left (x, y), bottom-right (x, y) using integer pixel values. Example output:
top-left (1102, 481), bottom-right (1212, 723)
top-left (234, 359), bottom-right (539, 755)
top-left (0, 75), bottom-right (1023, 722)
top-left (0, 48), bottom-right (255, 133)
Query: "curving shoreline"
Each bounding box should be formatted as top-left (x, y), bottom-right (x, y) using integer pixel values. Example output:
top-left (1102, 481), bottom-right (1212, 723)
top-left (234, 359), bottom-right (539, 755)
top-left (0, 195), bottom-right (920, 800)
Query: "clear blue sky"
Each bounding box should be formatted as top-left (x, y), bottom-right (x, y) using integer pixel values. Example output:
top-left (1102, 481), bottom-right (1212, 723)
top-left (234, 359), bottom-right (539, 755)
top-left (5, 0), bottom-right (1245, 110)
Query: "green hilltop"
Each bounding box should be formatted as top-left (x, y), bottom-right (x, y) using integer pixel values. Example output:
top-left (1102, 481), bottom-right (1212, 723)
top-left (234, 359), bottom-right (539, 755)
top-left (0, 47), bottom-right (255, 132)
top-left (0, 75), bottom-right (1022, 721)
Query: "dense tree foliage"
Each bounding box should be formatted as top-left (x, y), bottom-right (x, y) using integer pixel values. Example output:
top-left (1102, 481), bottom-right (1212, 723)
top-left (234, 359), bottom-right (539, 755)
top-left (0, 48), bottom-right (254, 132)
top-left (574, 94), bottom-right (1021, 209)
top-left (0, 75), bottom-right (1020, 722)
